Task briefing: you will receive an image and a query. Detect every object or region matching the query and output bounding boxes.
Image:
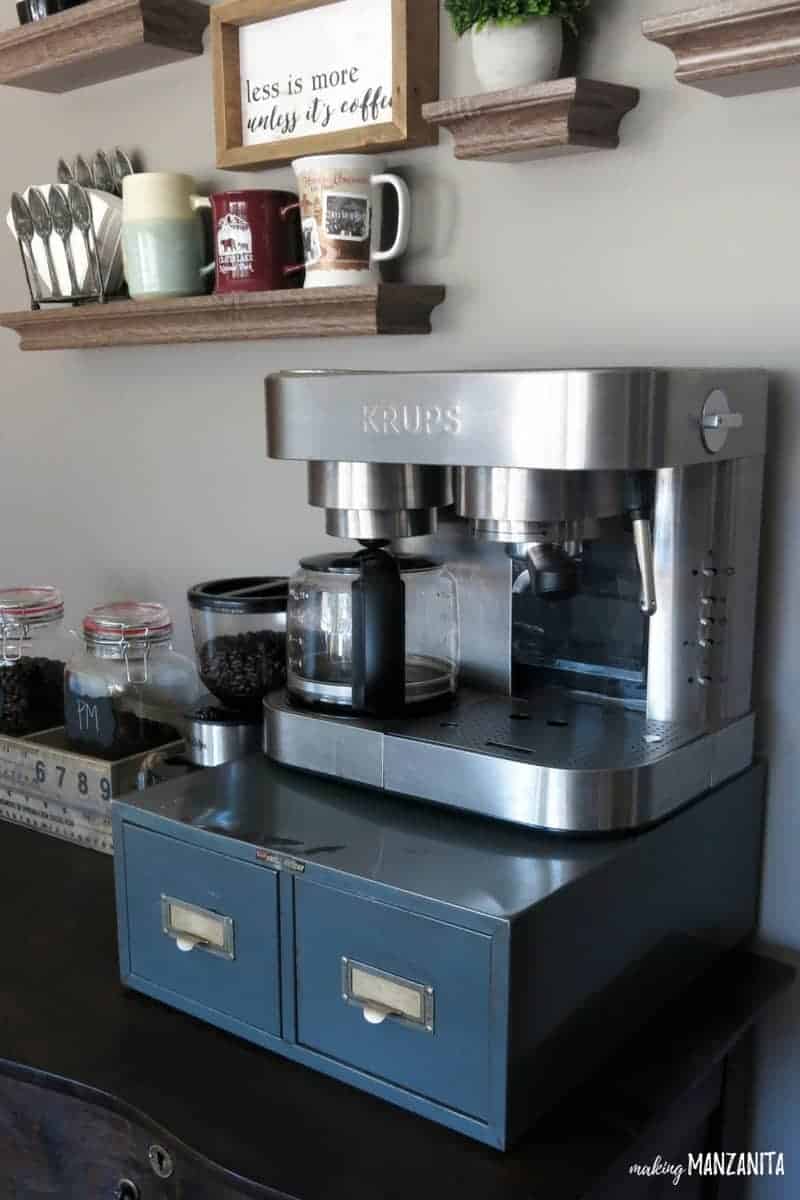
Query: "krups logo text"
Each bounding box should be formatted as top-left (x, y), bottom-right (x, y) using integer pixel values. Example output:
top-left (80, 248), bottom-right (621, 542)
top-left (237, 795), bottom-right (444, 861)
top-left (362, 404), bottom-right (462, 436)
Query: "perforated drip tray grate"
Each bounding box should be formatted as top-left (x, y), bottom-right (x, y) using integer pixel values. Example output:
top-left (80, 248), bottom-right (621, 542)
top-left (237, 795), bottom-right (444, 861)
top-left (383, 690), bottom-right (699, 773)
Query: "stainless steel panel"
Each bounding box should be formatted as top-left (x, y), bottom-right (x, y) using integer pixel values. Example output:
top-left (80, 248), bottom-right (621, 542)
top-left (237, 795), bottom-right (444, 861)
top-left (264, 690), bottom-right (755, 833)
top-left (646, 457), bottom-right (764, 729)
top-left (266, 370), bottom-right (768, 470)
top-left (456, 467), bottom-right (625, 524)
top-left (309, 462), bottom-right (453, 511)
top-left (264, 701), bottom-right (383, 789)
top-left (183, 715), bottom-right (263, 768)
top-left (324, 508), bottom-right (439, 540)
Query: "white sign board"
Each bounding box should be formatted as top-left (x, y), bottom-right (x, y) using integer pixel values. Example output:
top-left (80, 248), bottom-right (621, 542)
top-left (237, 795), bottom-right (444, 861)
top-left (239, 0), bottom-right (394, 148)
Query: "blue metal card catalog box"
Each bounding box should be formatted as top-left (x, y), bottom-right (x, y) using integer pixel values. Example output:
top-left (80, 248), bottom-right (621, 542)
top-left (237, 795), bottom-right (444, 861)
top-left (113, 757), bottom-right (764, 1149)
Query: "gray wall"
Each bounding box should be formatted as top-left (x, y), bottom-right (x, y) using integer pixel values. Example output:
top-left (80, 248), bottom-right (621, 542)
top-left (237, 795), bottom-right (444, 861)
top-left (0, 0), bottom-right (796, 1178)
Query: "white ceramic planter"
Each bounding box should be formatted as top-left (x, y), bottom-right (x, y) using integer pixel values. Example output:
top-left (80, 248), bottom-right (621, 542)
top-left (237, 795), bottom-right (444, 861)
top-left (470, 16), bottom-right (564, 92)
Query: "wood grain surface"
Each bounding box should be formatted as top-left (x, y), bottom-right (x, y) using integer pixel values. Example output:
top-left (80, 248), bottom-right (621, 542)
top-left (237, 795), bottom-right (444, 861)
top-left (422, 78), bottom-right (640, 162)
top-left (0, 0), bottom-right (209, 94)
top-left (643, 0), bottom-right (800, 97)
top-left (0, 284), bottom-right (447, 350)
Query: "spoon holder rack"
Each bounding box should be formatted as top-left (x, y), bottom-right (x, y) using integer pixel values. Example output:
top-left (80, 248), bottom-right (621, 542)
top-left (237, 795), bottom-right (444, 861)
top-left (14, 184), bottom-right (109, 311)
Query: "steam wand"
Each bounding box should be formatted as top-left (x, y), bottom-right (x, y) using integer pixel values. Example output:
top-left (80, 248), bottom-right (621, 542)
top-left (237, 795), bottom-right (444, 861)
top-left (626, 474), bottom-right (657, 617)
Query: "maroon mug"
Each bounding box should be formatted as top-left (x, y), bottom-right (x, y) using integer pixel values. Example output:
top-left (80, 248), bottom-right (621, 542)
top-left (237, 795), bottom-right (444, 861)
top-left (210, 190), bottom-right (304, 293)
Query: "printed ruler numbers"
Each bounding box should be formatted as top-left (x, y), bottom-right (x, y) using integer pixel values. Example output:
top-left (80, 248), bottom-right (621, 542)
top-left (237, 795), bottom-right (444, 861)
top-left (0, 730), bottom-right (183, 811)
top-left (0, 786), bottom-right (112, 855)
top-left (0, 739), bottom-right (112, 810)
top-left (0, 730), bottom-right (182, 855)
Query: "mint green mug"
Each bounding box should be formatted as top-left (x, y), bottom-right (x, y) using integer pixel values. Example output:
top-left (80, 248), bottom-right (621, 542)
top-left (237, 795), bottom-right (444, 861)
top-left (122, 172), bottom-right (213, 300)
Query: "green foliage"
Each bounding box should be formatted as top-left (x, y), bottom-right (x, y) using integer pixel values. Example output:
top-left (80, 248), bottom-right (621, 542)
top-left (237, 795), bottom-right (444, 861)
top-left (444, 0), bottom-right (590, 37)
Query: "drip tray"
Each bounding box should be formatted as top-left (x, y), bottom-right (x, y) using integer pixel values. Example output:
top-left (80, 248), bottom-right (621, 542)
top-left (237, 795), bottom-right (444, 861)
top-left (263, 689), bottom-right (755, 834)
top-left (387, 690), bottom-right (693, 773)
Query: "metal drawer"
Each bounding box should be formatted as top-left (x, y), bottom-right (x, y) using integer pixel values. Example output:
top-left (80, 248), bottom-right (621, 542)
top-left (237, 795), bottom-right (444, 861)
top-left (295, 881), bottom-right (492, 1121)
top-left (121, 824), bottom-right (281, 1036)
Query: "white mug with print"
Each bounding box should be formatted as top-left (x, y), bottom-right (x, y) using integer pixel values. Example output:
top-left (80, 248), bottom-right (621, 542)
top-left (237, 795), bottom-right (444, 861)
top-left (290, 154), bottom-right (410, 288)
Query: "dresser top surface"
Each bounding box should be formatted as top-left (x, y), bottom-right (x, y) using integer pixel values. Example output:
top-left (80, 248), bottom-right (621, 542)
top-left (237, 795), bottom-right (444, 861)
top-left (0, 817), bottom-right (793, 1198)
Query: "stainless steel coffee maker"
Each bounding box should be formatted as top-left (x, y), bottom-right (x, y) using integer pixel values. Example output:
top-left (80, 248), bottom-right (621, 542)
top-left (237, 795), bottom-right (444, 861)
top-left (264, 369), bottom-right (768, 834)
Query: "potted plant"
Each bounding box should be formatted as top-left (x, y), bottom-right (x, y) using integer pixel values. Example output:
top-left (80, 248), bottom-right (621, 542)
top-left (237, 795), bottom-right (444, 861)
top-left (445, 0), bottom-right (589, 93)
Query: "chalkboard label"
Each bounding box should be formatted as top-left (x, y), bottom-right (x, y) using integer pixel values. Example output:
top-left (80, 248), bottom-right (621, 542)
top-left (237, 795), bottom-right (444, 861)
top-left (64, 686), bottom-right (118, 753)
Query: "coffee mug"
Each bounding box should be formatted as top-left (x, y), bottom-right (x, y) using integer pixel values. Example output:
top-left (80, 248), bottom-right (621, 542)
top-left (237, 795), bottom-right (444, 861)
top-left (290, 154), bottom-right (410, 288)
top-left (122, 172), bottom-right (212, 301)
top-left (210, 190), bottom-right (304, 294)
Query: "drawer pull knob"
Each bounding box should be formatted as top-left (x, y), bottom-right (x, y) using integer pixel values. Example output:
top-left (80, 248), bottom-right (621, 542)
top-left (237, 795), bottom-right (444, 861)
top-left (362, 1003), bottom-right (392, 1025)
top-left (161, 895), bottom-right (235, 960)
top-left (342, 958), bottom-right (435, 1034)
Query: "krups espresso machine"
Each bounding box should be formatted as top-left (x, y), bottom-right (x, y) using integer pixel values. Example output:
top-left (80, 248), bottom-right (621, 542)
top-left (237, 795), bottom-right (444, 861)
top-left (113, 368), bottom-right (768, 1149)
top-left (265, 368), bottom-right (767, 833)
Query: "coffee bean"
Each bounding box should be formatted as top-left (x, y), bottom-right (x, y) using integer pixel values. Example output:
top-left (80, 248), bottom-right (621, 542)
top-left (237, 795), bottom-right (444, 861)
top-left (0, 656), bottom-right (65, 736)
top-left (198, 630), bottom-right (286, 709)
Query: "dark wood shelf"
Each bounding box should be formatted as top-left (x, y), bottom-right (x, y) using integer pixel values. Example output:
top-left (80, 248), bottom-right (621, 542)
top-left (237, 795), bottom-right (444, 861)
top-left (0, 0), bottom-right (209, 94)
top-left (421, 78), bottom-right (640, 162)
top-left (642, 0), bottom-right (800, 97)
top-left (0, 285), bottom-right (447, 351)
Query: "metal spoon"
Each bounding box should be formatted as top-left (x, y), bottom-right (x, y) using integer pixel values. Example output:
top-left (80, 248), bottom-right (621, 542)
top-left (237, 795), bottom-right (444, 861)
top-left (27, 187), bottom-right (62, 300)
top-left (111, 148), bottom-right (134, 195)
top-left (49, 186), bottom-right (80, 297)
top-left (57, 157), bottom-right (74, 185)
top-left (67, 183), bottom-right (102, 297)
top-left (92, 150), bottom-right (115, 195)
top-left (10, 192), bottom-right (42, 307)
top-left (74, 154), bottom-right (93, 189)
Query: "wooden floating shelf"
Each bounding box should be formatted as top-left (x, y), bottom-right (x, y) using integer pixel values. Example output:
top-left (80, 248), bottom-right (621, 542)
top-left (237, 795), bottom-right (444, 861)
top-left (642, 0), bottom-right (800, 97)
top-left (0, 0), bottom-right (209, 94)
top-left (0, 285), bottom-right (447, 351)
top-left (421, 78), bottom-right (640, 162)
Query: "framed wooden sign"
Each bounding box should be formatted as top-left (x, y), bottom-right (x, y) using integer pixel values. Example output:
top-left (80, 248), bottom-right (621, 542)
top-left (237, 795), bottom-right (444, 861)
top-left (212, 0), bottom-right (439, 170)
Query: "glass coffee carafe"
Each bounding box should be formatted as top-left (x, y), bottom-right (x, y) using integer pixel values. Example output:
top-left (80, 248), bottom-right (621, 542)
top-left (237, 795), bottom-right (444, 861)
top-left (287, 548), bottom-right (459, 717)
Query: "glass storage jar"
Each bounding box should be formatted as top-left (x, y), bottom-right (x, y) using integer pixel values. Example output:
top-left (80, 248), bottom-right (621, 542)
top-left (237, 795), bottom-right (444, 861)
top-left (0, 586), bottom-right (69, 736)
top-left (287, 551), bottom-right (459, 717)
top-left (64, 601), bottom-right (203, 760)
top-left (188, 577), bottom-right (288, 711)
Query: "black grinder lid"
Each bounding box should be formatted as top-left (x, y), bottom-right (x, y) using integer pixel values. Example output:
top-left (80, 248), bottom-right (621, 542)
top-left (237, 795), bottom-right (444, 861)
top-left (188, 577), bottom-right (288, 614)
top-left (299, 553), bottom-right (436, 575)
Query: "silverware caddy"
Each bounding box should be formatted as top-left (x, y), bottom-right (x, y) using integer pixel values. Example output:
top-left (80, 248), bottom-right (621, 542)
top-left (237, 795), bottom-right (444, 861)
top-left (9, 184), bottom-right (106, 309)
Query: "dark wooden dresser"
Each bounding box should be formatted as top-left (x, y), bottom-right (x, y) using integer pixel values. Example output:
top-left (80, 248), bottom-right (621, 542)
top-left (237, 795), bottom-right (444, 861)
top-left (0, 822), bottom-right (792, 1200)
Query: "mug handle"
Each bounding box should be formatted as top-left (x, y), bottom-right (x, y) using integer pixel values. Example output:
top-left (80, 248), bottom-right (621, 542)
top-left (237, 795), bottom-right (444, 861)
top-left (191, 195), bottom-right (216, 278)
top-left (280, 200), bottom-right (306, 278)
top-left (370, 174), bottom-right (410, 263)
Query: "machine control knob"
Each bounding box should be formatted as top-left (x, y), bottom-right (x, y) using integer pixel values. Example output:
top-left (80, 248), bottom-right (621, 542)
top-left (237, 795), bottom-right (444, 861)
top-left (696, 675), bottom-right (713, 686)
top-left (699, 616), bottom-right (714, 627)
top-left (697, 638), bottom-right (714, 649)
top-left (701, 390), bottom-right (744, 453)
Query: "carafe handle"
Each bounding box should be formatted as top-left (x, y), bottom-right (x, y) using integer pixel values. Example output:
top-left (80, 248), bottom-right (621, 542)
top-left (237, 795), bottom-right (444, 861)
top-left (351, 549), bottom-right (405, 717)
